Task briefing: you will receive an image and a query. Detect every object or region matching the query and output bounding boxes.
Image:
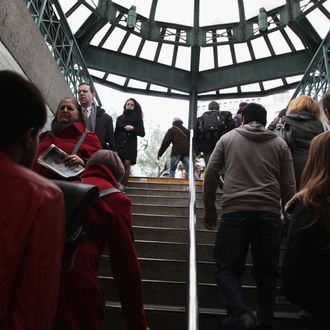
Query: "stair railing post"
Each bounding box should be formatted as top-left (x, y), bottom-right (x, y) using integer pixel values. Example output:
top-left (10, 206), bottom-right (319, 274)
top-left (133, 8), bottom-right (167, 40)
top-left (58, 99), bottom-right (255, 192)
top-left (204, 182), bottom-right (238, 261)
top-left (188, 128), bottom-right (198, 330)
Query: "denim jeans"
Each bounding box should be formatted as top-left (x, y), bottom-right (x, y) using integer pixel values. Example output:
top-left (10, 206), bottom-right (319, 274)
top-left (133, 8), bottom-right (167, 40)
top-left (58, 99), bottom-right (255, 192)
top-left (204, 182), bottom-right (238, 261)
top-left (214, 211), bottom-right (281, 327)
top-left (169, 155), bottom-right (189, 178)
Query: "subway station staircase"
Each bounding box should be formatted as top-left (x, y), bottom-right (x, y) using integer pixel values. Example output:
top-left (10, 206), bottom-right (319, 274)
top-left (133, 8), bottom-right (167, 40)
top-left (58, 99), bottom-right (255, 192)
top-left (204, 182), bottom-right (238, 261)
top-left (99, 177), bottom-right (304, 330)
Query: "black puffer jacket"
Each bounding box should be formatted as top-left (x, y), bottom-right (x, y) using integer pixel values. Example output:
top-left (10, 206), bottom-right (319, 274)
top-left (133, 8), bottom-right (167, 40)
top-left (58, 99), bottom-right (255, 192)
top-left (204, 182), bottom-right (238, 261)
top-left (282, 111), bottom-right (324, 188)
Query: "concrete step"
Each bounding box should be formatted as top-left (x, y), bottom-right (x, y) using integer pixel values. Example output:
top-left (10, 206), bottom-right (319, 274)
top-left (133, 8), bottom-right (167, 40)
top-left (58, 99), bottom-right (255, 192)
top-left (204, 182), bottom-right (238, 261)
top-left (133, 226), bottom-right (217, 244)
top-left (127, 181), bottom-right (201, 192)
top-left (132, 213), bottom-right (189, 229)
top-left (132, 213), bottom-right (219, 230)
top-left (101, 276), bottom-right (299, 313)
top-left (100, 256), bottom-right (265, 286)
top-left (129, 194), bottom-right (222, 208)
top-left (132, 203), bottom-right (220, 217)
top-left (105, 302), bottom-right (303, 330)
top-left (105, 302), bottom-right (186, 330)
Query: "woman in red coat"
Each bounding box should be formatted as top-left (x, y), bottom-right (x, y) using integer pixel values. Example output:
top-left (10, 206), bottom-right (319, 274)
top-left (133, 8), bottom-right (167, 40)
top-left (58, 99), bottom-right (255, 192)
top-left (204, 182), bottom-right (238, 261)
top-left (54, 150), bottom-right (149, 330)
top-left (33, 97), bottom-right (101, 179)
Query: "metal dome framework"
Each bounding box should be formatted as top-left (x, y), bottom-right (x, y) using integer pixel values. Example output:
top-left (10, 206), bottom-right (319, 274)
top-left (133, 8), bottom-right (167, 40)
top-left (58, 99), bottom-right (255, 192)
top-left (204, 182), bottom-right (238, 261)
top-left (59, 0), bottom-right (329, 101)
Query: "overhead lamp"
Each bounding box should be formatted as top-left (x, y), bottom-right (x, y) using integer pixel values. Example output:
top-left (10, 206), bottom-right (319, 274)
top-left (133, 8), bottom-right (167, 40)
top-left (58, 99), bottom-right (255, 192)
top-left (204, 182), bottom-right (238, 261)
top-left (127, 5), bottom-right (137, 29)
top-left (258, 7), bottom-right (268, 32)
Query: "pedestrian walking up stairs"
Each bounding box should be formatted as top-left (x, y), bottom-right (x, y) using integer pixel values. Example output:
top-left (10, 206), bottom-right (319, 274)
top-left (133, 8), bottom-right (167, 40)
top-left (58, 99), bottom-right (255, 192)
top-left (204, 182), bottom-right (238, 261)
top-left (98, 177), bottom-right (304, 330)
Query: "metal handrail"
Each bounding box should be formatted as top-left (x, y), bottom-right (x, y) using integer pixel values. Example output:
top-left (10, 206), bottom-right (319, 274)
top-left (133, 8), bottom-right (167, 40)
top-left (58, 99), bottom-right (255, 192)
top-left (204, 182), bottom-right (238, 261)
top-left (25, 0), bottom-right (102, 105)
top-left (291, 28), bottom-right (330, 101)
top-left (187, 129), bottom-right (198, 330)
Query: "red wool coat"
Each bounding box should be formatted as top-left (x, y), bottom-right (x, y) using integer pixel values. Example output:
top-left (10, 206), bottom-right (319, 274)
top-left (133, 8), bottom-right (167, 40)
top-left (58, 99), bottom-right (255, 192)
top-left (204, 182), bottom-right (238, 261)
top-left (53, 164), bottom-right (147, 330)
top-left (0, 152), bottom-right (65, 330)
top-left (33, 122), bottom-right (101, 179)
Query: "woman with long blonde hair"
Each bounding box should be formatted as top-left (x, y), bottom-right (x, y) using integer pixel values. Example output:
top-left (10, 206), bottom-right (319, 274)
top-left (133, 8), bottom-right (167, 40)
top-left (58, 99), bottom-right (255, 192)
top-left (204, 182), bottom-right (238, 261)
top-left (282, 130), bottom-right (330, 330)
top-left (280, 95), bottom-right (325, 189)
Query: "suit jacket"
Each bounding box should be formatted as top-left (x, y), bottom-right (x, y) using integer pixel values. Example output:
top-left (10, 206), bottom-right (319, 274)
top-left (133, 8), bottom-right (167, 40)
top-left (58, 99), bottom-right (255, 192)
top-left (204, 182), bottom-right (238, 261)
top-left (95, 106), bottom-right (115, 150)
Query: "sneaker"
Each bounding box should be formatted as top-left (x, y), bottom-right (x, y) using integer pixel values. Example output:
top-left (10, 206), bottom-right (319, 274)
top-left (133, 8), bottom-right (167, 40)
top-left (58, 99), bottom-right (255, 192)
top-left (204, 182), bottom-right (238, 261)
top-left (222, 312), bottom-right (257, 329)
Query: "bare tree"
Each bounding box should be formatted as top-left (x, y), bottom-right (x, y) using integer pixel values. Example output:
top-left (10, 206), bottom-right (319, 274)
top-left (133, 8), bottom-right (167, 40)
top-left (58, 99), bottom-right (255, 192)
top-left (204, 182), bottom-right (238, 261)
top-left (137, 125), bottom-right (170, 177)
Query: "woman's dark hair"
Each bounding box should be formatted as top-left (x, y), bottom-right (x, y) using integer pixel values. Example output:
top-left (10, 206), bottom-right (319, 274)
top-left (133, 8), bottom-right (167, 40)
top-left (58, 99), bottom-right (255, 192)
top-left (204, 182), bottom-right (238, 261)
top-left (242, 102), bottom-right (267, 126)
top-left (0, 70), bottom-right (47, 150)
top-left (53, 97), bottom-right (84, 125)
top-left (124, 98), bottom-right (143, 116)
top-left (299, 131), bottom-right (330, 234)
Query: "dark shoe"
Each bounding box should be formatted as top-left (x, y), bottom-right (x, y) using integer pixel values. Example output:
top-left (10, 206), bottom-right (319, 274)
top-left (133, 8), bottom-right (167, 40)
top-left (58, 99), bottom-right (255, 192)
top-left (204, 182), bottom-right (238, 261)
top-left (222, 312), bottom-right (257, 329)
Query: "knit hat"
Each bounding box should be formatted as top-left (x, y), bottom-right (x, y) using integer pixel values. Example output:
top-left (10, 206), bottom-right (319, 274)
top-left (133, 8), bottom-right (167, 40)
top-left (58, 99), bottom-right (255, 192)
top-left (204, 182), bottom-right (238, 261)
top-left (86, 150), bottom-right (125, 182)
top-left (173, 117), bottom-right (183, 124)
top-left (208, 100), bottom-right (219, 110)
top-left (239, 102), bottom-right (248, 110)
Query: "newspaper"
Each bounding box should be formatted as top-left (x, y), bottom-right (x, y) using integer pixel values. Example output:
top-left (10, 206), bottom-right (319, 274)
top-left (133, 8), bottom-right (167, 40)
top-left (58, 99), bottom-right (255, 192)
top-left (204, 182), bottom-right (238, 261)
top-left (37, 144), bottom-right (84, 178)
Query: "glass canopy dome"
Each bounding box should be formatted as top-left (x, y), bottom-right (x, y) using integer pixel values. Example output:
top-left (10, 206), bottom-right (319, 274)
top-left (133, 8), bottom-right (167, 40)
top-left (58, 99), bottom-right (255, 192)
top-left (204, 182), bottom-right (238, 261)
top-left (58, 0), bottom-right (330, 101)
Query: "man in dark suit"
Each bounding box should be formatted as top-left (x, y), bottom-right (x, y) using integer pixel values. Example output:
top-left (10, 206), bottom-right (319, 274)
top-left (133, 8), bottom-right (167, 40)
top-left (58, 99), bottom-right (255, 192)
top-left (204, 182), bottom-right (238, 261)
top-left (78, 82), bottom-right (115, 150)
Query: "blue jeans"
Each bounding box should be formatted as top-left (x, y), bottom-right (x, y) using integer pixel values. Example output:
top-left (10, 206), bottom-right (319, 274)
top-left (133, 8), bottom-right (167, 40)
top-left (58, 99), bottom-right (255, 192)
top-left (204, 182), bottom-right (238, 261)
top-left (214, 211), bottom-right (281, 327)
top-left (169, 155), bottom-right (189, 178)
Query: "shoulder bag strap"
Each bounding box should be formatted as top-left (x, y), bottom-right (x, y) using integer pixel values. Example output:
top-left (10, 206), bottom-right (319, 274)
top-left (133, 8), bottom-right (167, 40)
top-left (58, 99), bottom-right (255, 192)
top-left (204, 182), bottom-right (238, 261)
top-left (173, 126), bottom-right (188, 139)
top-left (99, 187), bottom-right (120, 198)
top-left (71, 131), bottom-right (88, 155)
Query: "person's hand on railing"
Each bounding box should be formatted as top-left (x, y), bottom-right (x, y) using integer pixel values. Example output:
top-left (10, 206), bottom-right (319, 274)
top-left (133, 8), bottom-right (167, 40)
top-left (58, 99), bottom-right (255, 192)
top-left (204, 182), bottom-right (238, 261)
top-left (203, 215), bottom-right (217, 230)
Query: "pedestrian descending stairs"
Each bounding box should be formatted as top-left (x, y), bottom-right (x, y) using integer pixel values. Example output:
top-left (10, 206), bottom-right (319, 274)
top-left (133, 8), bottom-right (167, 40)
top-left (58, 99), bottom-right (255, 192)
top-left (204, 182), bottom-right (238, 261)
top-left (99, 177), bottom-right (304, 329)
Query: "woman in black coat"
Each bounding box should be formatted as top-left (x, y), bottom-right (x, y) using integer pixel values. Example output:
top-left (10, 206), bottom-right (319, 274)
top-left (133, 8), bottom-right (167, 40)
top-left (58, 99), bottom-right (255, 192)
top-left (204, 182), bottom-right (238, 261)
top-left (281, 131), bottom-right (330, 330)
top-left (281, 95), bottom-right (325, 189)
top-left (115, 98), bottom-right (145, 186)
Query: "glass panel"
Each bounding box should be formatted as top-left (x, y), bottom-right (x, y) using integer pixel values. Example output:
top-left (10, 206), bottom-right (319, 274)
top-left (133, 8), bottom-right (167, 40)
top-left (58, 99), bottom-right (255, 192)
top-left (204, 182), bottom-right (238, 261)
top-left (251, 37), bottom-right (272, 59)
top-left (306, 9), bottom-right (329, 39)
top-left (286, 74), bottom-right (303, 84)
top-left (128, 79), bottom-right (148, 89)
top-left (241, 83), bottom-right (261, 92)
top-left (158, 44), bottom-right (175, 66)
top-left (150, 84), bottom-right (168, 92)
top-left (88, 68), bottom-right (104, 79)
top-left (220, 86), bottom-right (238, 94)
top-left (200, 0), bottom-right (239, 26)
top-left (284, 27), bottom-right (304, 51)
top-left (139, 40), bottom-right (158, 61)
top-left (66, 5), bottom-right (91, 34)
top-left (263, 78), bottom-right (283, 90)
top-left (218, 45), bottom-right (233, 67)
top-left (106, 73), bottom-right (126, 85)
top-left (267, 31), bottom-right (291, 55)
top-left (121, 34), bottom-right (142, 56)
top-left (243, 0), bottom-right (285, 19)
top-left (156, 0), bottom-right (193, 26)
top-left (199, 47), bottom-right (215, 71)
top-left (90, 23), bottom-right (111, 46)
top-left (175, 46), bottom-right (191, 70)
top-left (102, 28), bottom-right (127, 51)
top-left (234, 43), bottom-right (252, 63)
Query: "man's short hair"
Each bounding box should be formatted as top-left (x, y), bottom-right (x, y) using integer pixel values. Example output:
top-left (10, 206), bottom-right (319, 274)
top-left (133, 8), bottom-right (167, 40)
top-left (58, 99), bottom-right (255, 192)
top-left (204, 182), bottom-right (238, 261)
top-left (78, 81), bottom-right (95, 94)
top-left (0, 70), bottom-right (46, 150)
top-left (208, 100), bottom-right (219, 110)
top-left (242, 103), bottom-right (267, 126)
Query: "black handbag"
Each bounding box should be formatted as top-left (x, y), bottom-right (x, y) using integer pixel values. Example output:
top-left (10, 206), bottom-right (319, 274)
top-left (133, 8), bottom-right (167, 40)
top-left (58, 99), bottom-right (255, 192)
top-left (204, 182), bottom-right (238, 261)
top-left (52, 180), bottom-right (99, 245)
top-left (275, 118), bottom-right (295, 152)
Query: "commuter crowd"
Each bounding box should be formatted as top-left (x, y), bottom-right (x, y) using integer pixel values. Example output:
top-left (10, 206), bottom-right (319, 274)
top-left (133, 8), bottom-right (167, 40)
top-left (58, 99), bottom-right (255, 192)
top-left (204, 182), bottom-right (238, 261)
top-left (1, 69), bottom-right (330, 330)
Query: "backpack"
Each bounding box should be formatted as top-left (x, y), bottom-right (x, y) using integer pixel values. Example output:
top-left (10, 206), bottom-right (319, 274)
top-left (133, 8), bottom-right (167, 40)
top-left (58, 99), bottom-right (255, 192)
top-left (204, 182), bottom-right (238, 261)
top-left (52, 180), bottom-right (120, 246)
top-left (199, 111), bottom-right (226, 138)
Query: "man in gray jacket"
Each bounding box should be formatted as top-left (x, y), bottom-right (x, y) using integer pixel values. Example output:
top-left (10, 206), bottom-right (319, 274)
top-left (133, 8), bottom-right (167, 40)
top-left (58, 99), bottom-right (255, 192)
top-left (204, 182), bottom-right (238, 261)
top-left (203, 103), bottom-right (296, 330)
